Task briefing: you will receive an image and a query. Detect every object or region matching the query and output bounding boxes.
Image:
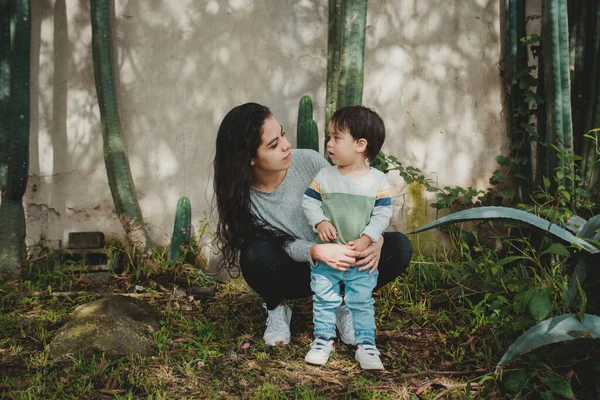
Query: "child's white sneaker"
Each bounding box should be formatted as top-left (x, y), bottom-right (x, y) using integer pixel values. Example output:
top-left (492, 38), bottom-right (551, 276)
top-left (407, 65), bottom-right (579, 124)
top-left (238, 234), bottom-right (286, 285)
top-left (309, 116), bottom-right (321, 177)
top-left (263, 303), bottom-right (292, 345)
top-left (305, 338), bottom-right (335, 366)
top-left (335, 305), bottom-right (356, 345)
top-left (355, 344), bottom-right (384, 370)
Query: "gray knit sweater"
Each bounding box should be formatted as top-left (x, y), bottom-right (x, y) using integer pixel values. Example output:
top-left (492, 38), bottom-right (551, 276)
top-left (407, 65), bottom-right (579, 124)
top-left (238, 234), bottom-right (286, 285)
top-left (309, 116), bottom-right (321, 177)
top-left (250, 149), bottom-right (329, 263)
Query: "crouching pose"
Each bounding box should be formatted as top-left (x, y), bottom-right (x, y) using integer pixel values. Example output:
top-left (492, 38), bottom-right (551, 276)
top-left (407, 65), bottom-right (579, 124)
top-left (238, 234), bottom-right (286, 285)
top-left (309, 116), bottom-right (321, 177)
top-left (212, 103), bottom-right (413, 365)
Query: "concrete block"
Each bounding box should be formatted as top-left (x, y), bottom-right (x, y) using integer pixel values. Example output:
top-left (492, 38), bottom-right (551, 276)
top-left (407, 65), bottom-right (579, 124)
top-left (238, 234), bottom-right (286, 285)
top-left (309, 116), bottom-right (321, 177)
top-left (68, 232), bottom-right (105, 249)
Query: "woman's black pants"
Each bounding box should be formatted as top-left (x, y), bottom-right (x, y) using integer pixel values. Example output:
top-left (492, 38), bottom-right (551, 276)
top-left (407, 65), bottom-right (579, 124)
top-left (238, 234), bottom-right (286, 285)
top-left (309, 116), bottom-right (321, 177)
top-left (240, 232), bottom-right (413, 310)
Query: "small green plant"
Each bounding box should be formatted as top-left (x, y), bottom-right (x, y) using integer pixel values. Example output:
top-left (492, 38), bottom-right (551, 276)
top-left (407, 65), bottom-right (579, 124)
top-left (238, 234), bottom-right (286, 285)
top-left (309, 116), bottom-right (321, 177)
top-left (168, 197), bottom-right (192, 262)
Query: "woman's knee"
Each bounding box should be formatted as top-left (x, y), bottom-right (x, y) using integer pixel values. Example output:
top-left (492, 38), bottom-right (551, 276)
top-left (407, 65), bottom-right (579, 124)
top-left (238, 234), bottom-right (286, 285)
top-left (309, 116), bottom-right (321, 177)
top-left (382, 232), bottom-right (413, 267)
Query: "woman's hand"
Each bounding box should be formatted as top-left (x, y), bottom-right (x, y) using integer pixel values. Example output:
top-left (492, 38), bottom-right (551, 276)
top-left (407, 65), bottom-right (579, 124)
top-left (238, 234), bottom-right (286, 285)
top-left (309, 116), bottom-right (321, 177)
top-left (354, 235), bottom-right (384, 274)
top-left (310, 243), bottom-right (360, 272)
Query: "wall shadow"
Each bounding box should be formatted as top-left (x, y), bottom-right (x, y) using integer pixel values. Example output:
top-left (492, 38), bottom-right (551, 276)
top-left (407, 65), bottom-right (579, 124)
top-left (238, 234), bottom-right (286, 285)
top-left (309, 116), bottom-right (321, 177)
top-left (24, 0), bottom-right (506, 253)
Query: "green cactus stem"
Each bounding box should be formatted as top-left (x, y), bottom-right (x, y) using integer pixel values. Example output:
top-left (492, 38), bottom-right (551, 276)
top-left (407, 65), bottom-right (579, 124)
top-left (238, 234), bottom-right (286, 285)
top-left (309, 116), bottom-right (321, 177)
top-left (6, 0), bottom-right (29, 200)
top-left (0, 0), bottom-right (30, 280)
top-left (336, 0), bottom-right (367, 109)
top-left (324, 0), bottom-right (343, 155)
top-left (324, 0), bottom-right (367, 157)
top-left (535, 52), bottom-right (548, 189)
top-left (297, 95), bottom-right (319, 151)
top-left (0, 0), bottom-right (10, 192)
top-left (568, 0), bottom-right (589, 152)
top-left (504, 0), bottom-right (530, 202)
top-left (542, 0), bottom-right (574, 196)
top-left (168, 197), bottom-right (192, 262)
top-left (91, 0), bottom-right (153, 253)
top-left (580, 3), bottom-right (600, 195)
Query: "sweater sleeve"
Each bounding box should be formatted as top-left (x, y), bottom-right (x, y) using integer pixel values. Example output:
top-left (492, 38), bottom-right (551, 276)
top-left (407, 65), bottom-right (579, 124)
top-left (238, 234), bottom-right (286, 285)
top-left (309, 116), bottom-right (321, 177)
top-left (302, 172), bottom-right (330, 232)
top-left (284, 239), bottom-right (316, 265)
top-left (362, 174), bottom-right (392, 243)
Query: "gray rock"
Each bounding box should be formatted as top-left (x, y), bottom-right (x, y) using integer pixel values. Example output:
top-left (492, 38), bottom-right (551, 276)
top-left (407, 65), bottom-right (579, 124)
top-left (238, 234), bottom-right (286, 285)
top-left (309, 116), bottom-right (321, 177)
top-left (47, 295), bottom-right (162, 362)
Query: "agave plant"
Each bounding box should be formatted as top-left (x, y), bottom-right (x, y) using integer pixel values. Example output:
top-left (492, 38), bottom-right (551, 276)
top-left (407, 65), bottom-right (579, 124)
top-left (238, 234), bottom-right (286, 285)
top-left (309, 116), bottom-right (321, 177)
top-left (412, 206), bottom-right (600, 369)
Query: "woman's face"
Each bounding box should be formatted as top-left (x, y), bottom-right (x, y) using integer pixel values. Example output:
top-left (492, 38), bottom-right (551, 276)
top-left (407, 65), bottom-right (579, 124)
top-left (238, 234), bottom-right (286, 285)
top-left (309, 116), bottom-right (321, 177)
top-left (251, 116), bottom-right (292, 173)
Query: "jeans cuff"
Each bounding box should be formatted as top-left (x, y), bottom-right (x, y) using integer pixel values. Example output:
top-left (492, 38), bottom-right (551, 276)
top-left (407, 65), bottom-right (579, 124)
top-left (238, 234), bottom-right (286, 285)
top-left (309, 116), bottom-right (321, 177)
top-left (355, 330), bottom-right (375, 345)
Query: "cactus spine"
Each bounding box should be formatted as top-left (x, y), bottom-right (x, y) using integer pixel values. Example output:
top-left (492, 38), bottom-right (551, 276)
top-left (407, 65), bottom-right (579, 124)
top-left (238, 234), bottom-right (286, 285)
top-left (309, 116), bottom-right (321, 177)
top-left (168, 197), bottom-right (192, 262)
top-left (297, 95), bottom-right (319, 152)
top-left (0, 0), bottom-right (30, 280)
top-left (91, 0), bottom-right (153, 253)
top-left (542, 0), bottom-right (574, 196)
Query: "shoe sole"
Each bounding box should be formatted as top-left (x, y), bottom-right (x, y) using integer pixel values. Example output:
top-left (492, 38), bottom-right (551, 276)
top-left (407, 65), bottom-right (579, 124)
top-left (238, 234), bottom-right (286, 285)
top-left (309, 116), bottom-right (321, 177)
top-left (359, 364), bottom-right (384, 370)
top-left (264, 336), bottom-right (291, 346)
top-left (305, 358), bottom-right (328, 366)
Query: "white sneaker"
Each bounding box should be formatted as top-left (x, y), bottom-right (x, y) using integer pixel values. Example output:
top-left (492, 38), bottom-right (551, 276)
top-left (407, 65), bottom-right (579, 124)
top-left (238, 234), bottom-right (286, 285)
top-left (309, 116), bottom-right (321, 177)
top-left (355, 344), bottom-right (384, 370)
top-left (335, 305), bottom-right (356, 345)
top-left (263, 303), bottom-right (292, 345)
top-left (305, 338), bottom-right (335, 366)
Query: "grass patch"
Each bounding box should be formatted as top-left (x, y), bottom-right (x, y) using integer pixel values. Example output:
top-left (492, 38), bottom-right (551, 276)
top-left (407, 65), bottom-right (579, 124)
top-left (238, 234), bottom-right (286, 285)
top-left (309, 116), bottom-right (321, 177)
top-left (0, 243), bottom-right (598, 399)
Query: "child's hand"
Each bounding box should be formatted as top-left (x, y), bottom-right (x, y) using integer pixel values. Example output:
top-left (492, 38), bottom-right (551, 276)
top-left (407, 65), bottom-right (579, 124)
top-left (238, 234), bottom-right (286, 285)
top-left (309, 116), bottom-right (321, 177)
top-left (347, 235), bottom-right (373, 253)
top-left (316, 221), bottom-right (337, 242)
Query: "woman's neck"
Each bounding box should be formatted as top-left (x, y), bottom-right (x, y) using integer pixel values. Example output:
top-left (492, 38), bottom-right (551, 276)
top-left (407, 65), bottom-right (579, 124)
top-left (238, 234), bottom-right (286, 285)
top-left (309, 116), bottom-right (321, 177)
top-left (251, 169), bottom-right (287, 191)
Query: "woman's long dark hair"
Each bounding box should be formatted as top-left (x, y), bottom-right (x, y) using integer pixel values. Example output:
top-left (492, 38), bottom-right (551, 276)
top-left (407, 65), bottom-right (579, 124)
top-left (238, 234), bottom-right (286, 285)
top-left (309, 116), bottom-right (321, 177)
top-left (213, 103), bottom-right (293, 272)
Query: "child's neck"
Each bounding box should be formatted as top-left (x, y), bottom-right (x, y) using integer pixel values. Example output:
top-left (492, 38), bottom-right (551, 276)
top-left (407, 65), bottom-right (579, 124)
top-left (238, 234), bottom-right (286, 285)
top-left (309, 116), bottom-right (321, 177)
top-left (337, 159), bottom-right (370, 178)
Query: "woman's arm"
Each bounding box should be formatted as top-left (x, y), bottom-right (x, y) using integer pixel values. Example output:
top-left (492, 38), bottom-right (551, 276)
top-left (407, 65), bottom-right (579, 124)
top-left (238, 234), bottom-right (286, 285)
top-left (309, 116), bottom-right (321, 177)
top-left (310, 243), bottom-right (360, 271)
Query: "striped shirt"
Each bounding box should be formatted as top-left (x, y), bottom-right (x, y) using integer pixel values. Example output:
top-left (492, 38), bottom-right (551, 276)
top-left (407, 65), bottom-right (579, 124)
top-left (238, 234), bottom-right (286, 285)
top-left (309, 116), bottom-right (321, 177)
top-left (303, 166), bottom-right (392, 244)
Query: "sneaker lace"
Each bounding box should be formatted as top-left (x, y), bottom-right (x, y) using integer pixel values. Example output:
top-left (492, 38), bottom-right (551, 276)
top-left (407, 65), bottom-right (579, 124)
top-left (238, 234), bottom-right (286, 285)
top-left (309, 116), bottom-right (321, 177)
top-left (310, 338), bottom-right (334, 350)
top-left (358, 344), bottom-right (380, 356)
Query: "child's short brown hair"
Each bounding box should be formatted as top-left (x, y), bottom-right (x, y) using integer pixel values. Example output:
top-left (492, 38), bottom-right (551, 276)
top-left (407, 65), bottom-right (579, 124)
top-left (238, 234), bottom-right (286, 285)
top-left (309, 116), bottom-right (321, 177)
top-left (329, 105), bottom-right (385, 161)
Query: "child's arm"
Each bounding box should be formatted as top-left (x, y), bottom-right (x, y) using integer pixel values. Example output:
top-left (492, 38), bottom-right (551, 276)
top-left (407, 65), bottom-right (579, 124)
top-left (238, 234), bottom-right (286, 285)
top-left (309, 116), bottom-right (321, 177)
top-left (302, 172), bottom-right (338, 242)
top-left (347, 234), bottom-right (372, 253)
top-left (361, 174), bottom-right (393, 244)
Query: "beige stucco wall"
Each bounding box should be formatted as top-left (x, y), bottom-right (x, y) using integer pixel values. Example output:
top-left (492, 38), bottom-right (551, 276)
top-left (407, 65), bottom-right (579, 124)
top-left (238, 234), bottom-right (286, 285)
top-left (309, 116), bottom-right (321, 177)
top-left (22, 0), bottom-right (507, 255)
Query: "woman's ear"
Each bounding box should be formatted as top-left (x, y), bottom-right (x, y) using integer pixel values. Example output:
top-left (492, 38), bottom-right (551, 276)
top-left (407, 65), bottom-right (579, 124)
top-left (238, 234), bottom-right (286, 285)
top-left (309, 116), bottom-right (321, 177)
top-left (356, 138), bottom-right (368, 153)
top-left (250, 158), bottom-right (255, 166)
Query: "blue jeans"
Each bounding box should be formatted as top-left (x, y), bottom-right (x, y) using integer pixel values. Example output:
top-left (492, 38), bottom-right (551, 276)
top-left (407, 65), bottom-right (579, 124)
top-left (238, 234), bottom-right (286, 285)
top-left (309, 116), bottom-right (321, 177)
top-left (310, 261), bottom-right (379, 345)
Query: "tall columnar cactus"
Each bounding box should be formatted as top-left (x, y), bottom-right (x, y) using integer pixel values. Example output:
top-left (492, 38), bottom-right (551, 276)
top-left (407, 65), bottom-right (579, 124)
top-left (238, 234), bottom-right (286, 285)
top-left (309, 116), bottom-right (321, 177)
top-left (0, 0), bottom-right (30, 280)
top-left (337, 0), bottom-right (367, 109)
top-left (297, 95), bottom-right (319, 152)
top-left (325, 0), bottom-right (343, 153)
top-left (324, 0), bottom-right (366, 155)
top-left (542, 0), bottom-right (574, 196)
top-left (0, 0), bottom-right (10, 194)
top-left (168, 197), bottom-right (192, 262)
top-left (91, 0), bottom-right (153, 253)
top-left (580, 3), bottom-right (600, 195)
top-left (504, 0), bottom-right (530, 202)
top-left (568, 0), bottom-right (589, 153)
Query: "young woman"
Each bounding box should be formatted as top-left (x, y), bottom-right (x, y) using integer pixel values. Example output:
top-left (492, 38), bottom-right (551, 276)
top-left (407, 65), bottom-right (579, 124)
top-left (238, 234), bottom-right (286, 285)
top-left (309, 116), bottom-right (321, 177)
top-left (213, 103), bottom-right (413, 346)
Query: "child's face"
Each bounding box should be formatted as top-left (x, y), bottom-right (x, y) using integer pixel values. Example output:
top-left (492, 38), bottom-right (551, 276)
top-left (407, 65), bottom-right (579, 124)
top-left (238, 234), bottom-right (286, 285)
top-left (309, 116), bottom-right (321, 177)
top-left (326, 122), bottom-right (365, 167)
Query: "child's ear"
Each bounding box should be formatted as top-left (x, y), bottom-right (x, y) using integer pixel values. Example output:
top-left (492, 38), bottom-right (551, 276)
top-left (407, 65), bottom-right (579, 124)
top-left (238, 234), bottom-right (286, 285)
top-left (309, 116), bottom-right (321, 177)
top-left (356, 138), bottom-right (368, 153)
